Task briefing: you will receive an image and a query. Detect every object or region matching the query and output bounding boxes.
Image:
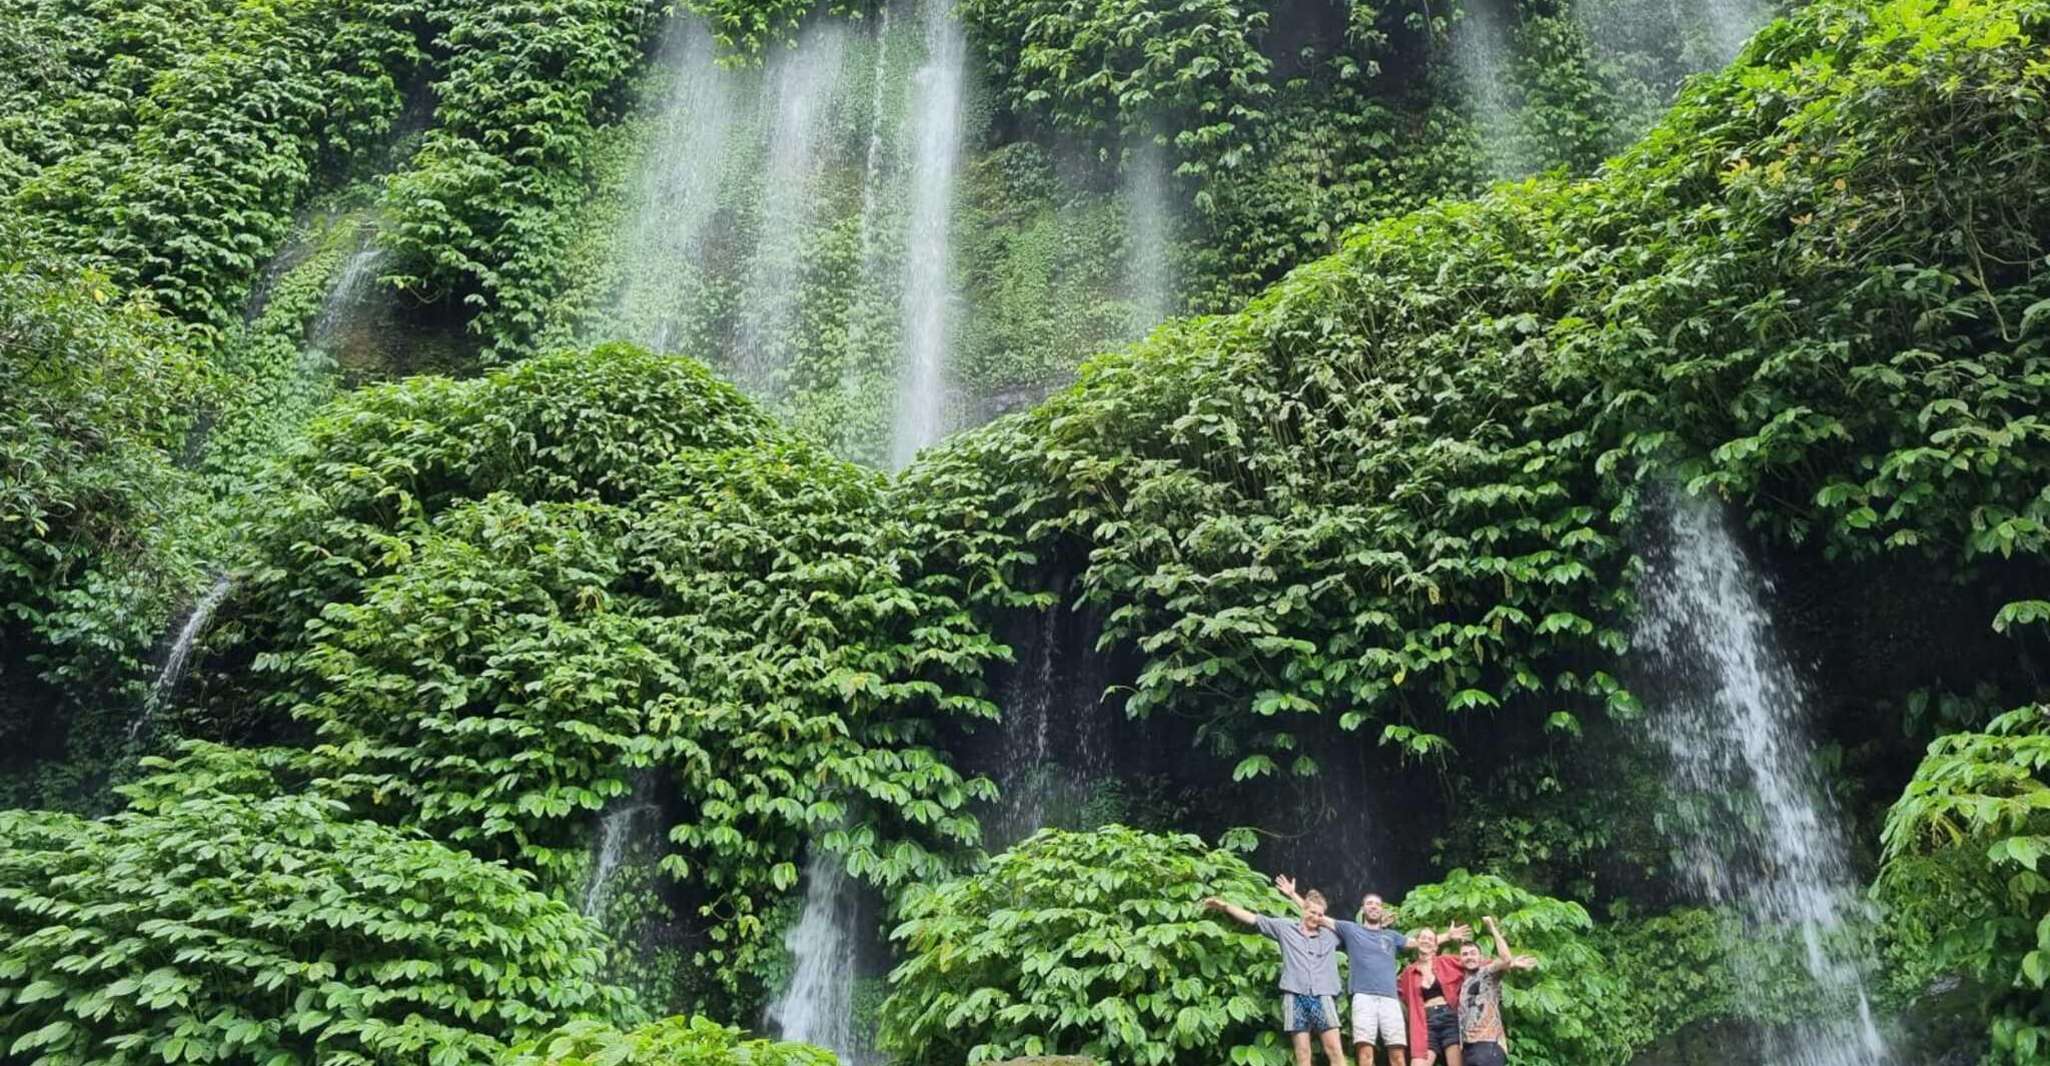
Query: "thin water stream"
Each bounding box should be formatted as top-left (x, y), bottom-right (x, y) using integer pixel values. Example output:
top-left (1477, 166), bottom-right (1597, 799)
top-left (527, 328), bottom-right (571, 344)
top-left (1122, 140), bottom-right (1177, 334)
top-left (887, 0), bottom-right (967, 469)
top-left (129, 573), bottom-right (233, 743)
top-left (582, 776), bottom-right (660, 918)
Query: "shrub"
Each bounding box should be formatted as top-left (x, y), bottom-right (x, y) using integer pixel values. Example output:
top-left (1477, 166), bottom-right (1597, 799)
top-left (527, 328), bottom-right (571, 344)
top-left (879, 826), bottom-right (1292, 1066)
top-left (1880, 704), bottom-right (2050, 1064)
top-left (0, 744), bottom-right (632, 1065)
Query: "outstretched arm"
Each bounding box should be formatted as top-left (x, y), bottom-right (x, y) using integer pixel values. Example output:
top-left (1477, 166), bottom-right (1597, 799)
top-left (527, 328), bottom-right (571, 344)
top-left (1203, 896), bottom-right (1261, 927)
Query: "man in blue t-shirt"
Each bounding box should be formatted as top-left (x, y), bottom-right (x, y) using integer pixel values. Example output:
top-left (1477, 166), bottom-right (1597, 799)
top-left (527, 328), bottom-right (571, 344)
top-left (1279, 876), bottom-right (1469, 1066)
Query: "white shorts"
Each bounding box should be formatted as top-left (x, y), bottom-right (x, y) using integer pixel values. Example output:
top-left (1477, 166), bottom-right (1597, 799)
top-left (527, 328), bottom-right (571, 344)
top-left (1351, 993), bottom-right (1406, 1048)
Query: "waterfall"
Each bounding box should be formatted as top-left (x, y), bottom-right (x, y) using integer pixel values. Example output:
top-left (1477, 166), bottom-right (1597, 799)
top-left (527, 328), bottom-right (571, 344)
top-left (1122, 139), bottom-right (1177, 334)
top-left (1450, 4), bottom-right (1524, 180)
top-left (736, 21), bottom-right (851, 398)
top-left (1700, 0), bottom-right (1771, 64)
top-left (308, 244), bottom-right (386, 356)
top-left (988, 601), bottom-right (1117, 847)
top-left (887, 0), bottom-right (967, 469)
top-left (611, 18), bottom-right (746, 354)
top-left (1634, 496), bottom-right (1890, 1064)
top-left (581, 777), bottom-right (659, 918)
top-left (769, 847), bottom-right (867, 1062)
top-left (129, 573), bottom-right (233, 743)
top-left (1572, 0), bottom-right (1773, 78)
top-left (855, 3), bottom-right (895, 276)
top-left (841, 3), bottom-right (901, 422)
top-left (993, 608), bottom-right (1061, 841)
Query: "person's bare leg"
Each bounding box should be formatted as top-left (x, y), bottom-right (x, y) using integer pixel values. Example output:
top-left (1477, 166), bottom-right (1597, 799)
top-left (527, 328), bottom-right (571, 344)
top-left (1320, 1029), bottom-right (1347, 1066)
top-left (1355, 1043), bottom-right (1374, 1066)
top-left (1293, 1032), bottom-right (1313, 1066)
top-left (1389, 1047), bottom-right (1408, 1066)
top-left (1443, 1043), bottom-right (1463, 1066)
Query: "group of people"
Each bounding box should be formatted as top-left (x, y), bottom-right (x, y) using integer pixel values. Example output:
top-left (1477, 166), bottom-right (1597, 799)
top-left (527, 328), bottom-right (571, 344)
top-left (1202, 874), bottom-right (1536, 1066)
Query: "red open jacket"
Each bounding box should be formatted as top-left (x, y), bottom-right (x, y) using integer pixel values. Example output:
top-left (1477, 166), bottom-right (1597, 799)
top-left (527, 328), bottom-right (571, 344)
top-left (1396, 954), bottom-right (1469, 1054)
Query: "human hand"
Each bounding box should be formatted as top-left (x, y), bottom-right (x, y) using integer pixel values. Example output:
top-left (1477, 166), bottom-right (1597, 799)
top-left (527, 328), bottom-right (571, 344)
top-left (1483, 914), bottom-right (1501, 931)
top-left (1512, 954), bottom-right (1538, 970)
top-left (1202, 896), bottom-right (1225, 911)
top-left (1444, 921), bottom-right (1472, 942)
top-left (1275, 874), bottom-right (1296, 896)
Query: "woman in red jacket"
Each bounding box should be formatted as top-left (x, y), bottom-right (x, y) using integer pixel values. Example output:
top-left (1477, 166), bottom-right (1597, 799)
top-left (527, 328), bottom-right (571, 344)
top-left (1396, 927), bottom-right (1470, 1066)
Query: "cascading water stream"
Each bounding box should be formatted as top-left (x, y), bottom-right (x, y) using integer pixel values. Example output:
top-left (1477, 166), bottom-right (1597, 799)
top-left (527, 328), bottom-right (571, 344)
top-left (993, 607), bottom-right (1060, 842)
top-left (611, 18), bottom-right (746, 354)
top-left (1122, 139), bottom-right (1177, 334)
top-left (308, 244), bottom-right (386, 357)
top-left (581, 776), bottom-right (660, 918)
top-left (769, 847), bottom-right (867, 1063)
top-left (1450, 4), bottom-right (1523, 181)
top-left (129, 573), bottom-right (233, 743)
top-left (737, 22), bottom-right (851, 397)
top-left (1634, 496), bottom-right (1889, 1065)
top-left (986, 598), bottom-right (1118, 848)
top-left (1573, 0), bottom-right (1774, 77)
top-left (887, 0), bottom-right (967, 469)
top-left (1699, 0), bottom-right (1772, 64)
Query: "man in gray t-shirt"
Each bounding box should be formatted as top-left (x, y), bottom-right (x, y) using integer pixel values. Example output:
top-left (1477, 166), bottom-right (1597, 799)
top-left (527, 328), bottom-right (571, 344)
top-left (1204, 886), bottom-right (1347, 1066)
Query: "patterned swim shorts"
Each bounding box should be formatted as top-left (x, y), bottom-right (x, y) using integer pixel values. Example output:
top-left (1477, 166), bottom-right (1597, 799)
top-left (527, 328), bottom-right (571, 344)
top-left (1280, 993), bottom-right (1339, 1034)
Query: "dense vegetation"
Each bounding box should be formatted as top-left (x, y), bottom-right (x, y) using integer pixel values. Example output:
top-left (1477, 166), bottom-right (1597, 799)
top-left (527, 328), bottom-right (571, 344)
top-left (0, 745), bottom-right (630, 1064)
top-left (2, 0), bottom-right (2048, 1062)
top-left (879, 827), bottom-right (1294, 1066)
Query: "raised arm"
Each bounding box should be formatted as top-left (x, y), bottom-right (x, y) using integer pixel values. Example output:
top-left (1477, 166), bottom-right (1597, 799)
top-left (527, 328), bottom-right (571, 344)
top-left (1271, 876), bottom-right (1336, 929)
top-left (1203, 896), bottom-right (1261, 927)
top-left (1483, 915), bottom-right (1514, 970)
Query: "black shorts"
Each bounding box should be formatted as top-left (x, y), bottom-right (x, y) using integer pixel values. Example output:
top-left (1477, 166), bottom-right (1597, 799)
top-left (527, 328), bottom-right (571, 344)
top-left (1423, 1005), bottom-right (1460, 1054)
top-left (1464, 1040), bottom-right (1507, 1066)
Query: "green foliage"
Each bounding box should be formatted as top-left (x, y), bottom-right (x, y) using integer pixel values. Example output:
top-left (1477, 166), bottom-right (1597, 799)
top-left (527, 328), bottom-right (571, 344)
top-left (0, 220), bottom-right (210, 805)
top-left (898, 0), bottom-right (2050, 773)
top-left (678, 0), bottom-right (869, 56)
top-left (879, 826), bottom-right (1291, 1066)
top-left (382, 0), bottom-right (655, 357)
top-left (211, 344), bottom-right (1003, 1011)
top-left (0, 225), bottom-right (205, 653)
top-left (1185, 71), bottom-right (1485, 311)
top-left (954, 143), bottom-right (1150, 394)
top-left (0, 0), bottom-right (416, 336)
top-left (1881, 704), bottom-right (2050, 1064)
top-left (502, 1015), bottom-right (835, 1066)
top-left (0, 743), bottom-right (632, 1065)
top-left (956, 0), bottom-right (1275, 171)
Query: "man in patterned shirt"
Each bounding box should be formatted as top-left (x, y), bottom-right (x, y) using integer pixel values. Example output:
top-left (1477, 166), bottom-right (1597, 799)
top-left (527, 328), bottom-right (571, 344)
top-left (1455, 915), bottom-right (1537, 1066)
